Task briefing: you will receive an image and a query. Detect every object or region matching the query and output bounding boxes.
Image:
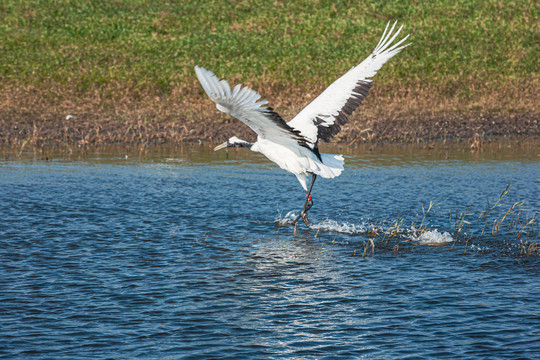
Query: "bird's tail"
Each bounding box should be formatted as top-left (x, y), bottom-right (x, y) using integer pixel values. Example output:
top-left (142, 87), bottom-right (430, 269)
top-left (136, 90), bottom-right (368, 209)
top-left (313, 154), bottom-right (344, 178)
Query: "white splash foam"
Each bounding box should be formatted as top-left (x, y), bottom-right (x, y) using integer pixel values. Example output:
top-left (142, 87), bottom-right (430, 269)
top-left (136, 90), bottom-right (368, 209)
top-left (413, 229), bottom-right (454, 246)
top-left (309, 220), bottom-right (368, 235)
top-left (275, 212), bottom-right (369, 235)
top-left (275, 211), bottom-right (299, 226)
top-left (276, 211), bottom-right (457, 242)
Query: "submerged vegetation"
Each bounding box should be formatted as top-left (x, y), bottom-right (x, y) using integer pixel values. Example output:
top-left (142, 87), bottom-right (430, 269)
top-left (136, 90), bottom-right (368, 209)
top-left (1, 0), bottom-right (538, 146)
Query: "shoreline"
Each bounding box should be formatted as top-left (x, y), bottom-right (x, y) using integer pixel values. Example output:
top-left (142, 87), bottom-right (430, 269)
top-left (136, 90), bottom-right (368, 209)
top-left (1, 107), bottom-right (538, 149)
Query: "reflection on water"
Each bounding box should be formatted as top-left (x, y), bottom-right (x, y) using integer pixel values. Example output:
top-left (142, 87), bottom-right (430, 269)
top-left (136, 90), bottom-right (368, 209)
top-left (0, 142), bottom-right (539, 359)
top-left (2, 138), bottom-right (539, 165)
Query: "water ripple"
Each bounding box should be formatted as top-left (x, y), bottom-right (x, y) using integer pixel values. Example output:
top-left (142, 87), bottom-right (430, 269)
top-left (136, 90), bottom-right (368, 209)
top-left (0, 151), bottom-right (538, 358)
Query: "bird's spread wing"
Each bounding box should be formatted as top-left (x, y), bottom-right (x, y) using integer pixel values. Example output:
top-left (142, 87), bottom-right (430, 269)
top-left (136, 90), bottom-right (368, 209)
top-left (287, 21), bottom-right (410, 144)
top-left (195, 66), bottom-right (308, 147)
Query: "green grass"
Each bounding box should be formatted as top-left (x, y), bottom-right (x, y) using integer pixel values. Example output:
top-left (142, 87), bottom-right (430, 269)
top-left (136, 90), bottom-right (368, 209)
top-left (1, 0), bottom-right (537, 95)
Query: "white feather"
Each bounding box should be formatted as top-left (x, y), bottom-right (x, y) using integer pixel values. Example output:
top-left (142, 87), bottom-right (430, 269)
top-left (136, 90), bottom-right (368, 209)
top-left (287, 21), bottom-right (410, 143)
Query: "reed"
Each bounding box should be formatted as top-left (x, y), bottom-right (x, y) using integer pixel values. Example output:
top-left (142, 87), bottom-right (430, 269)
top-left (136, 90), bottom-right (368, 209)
top-left (479, 181), bottom-right (512, 236)
top-left (520, 242), bottom-right (538, 256)
top-left (345, 182), bottom-right (538, 258)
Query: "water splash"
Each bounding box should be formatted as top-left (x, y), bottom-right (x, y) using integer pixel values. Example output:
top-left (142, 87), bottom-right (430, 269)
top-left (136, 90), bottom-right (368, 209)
top-left (275, 212), bottom-right (370, 235)
top-left (411, 229), bottom-right (454, 246)
top-left (309, 219), bottom-right (369, 235)
top-left (275, 211), bottom-right (456, 246)
top-left (274, 210), bottom-right (298, 226)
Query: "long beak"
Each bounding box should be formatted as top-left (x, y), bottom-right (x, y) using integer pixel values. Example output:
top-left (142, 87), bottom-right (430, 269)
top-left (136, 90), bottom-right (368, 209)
top-left (213, 141), bottom-right (228, 151)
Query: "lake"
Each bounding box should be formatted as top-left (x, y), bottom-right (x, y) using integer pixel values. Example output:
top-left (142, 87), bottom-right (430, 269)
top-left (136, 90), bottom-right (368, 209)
top-left (1, 142), bottom-right (539, 359)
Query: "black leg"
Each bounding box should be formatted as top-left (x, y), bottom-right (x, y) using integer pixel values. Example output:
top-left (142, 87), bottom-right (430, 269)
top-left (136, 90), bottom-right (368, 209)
top-left (293, 174), bottom-right (317, 227)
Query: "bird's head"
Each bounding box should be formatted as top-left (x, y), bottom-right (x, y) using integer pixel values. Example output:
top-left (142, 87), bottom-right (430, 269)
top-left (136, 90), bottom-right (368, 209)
top-left (214, 136), bottom-right (253, 151)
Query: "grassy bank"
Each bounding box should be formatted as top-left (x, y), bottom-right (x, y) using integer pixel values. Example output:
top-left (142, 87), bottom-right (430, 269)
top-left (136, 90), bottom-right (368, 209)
top-left (1, 0), bottom-right (538, 146)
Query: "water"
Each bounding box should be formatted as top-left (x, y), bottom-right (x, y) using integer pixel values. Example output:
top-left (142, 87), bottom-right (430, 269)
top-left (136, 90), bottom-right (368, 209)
top-left (1, 143), bottom-right (539, 359)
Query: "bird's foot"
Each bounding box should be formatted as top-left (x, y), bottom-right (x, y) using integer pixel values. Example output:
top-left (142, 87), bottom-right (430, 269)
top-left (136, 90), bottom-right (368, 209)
top-left (301, 212), bottom-right (312, 228)
top-left (292, 195), bottom-right (314, 228)
top-left (292, 208), bottom-right (313, 228)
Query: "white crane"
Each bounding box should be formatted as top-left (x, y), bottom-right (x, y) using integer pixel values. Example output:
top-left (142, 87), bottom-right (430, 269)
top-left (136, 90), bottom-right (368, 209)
top-left (195, 21), bottom-right (409, 227)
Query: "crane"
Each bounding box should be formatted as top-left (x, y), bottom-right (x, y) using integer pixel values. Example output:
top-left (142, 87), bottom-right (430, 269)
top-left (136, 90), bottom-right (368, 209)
top-left (195, 21), bottom-right (409, 227)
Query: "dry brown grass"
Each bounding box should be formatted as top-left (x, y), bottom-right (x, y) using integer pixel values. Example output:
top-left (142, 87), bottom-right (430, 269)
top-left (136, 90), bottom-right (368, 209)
top-left (1, 75), bottom-right (538, 147)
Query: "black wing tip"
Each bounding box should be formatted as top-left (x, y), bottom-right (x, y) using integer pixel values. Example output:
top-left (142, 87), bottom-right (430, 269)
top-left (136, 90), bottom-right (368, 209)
top-left (315, 80), bottom-right (373, 142)
top-left (262, 107), bottom-right (312, 145)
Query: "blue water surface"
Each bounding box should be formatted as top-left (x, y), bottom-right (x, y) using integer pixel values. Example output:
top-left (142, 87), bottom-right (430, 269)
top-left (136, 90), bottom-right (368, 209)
top-left (0, 144), bottom-right (539, 359)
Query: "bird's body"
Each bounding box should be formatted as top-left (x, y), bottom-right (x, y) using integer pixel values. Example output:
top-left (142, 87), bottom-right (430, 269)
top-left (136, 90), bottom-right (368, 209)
top-left (196, 21), bottom-right (409, 227)
top-left (252, 137), bottom-right (344, 191)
